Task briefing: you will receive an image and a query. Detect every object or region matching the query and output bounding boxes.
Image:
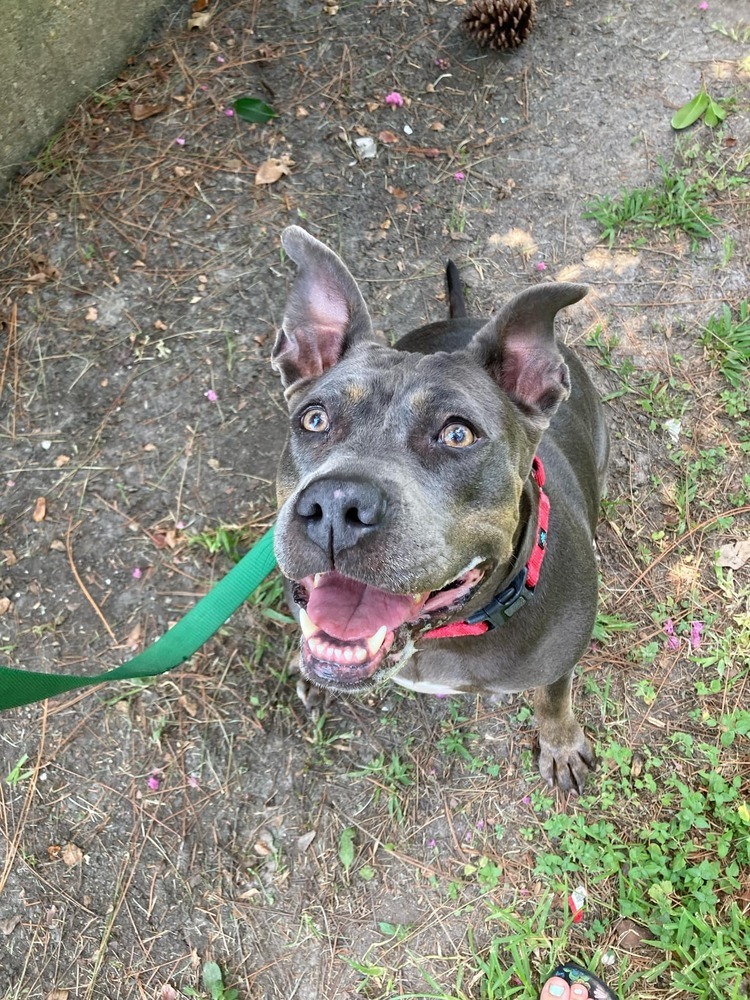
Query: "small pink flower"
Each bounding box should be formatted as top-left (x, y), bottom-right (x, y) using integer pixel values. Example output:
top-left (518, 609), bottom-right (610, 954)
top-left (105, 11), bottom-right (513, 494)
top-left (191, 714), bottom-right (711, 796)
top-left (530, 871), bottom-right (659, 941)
top-left (224, 108), bottom-right (234, 117)
top-left (522, 795), bottom-right (531, 805)
top-left (434, 57), bottom-right (450, 70)
top-left (664, 618), bottom-right (680, 650)
top-left (427, 838), bottom-right (436, 848)
top-left (476, 819), bottom-right (485, 830)
top-left (217, 55), bottom-right (226, 64)
top-left (132, 567), bottom-right (142, 579)
top-left (204, 389), bottom-right (218, 402)
top-left (175, 137), bottom-right (186, 146)
top-left (689, 621), bottom-right (704, 649)
top-left (698, 1), bottom-right (708, 9)
top-left (147, 772), bottom-right (160, 791)
top-left (453, 171), bottom-right (466, 182)
top-left (464, 831), bottom-right (472, 842)
top-left (385, 91), bottom-right (404, 108)
top-left (188, 774), bottom-right (200, 789)
top-left (535, 261), bottom-right (547, 271)
top-left (175, 520), bottom-right (186, 530)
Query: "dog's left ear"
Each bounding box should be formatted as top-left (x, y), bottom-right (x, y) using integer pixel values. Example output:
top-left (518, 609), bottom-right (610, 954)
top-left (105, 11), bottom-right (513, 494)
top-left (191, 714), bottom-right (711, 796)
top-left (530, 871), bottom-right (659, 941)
top-left (468, 283), bottom-right (588, 427)
top-left (272, 226), bottom-right (381, 395)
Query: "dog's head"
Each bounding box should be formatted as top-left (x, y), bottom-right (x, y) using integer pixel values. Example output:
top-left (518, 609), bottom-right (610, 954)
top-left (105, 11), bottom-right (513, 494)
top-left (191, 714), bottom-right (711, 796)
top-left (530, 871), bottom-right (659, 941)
top-left (272, 226), bottom-right (586, 691)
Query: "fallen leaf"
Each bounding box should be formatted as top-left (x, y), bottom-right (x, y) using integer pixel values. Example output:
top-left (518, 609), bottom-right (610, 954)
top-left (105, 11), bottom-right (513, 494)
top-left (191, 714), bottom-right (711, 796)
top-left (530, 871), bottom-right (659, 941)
top-left (224, 158), bottom-right (242, 172)
top-left (191, 0), bottom-right (209, 9)
top-left (129, 102), bottom-right (167, 122)
top-left (20, 170), bottom-right (46, 187)
top-left (187, 9), bottom-right (212, 28)
top-left (717, 539), bottom-right (750, 570)
top-left (49, 540), bottom-right (66, 552)
top-left (154, 319), bottom-right (168, 331)
top-left (54, 454), bottom-right (70, 468)
top-left (388, 186), bottom-right (407, 198)
top-left (160, 986), bottom-right (179, 1000)
top-left (2, 549), bottom-right (17, 566)
top-left (124, 622), bottom-right (142, 649)
top-left (255, 156), bottom-right (293, 186)
top-left (0, 915), bottom-right (22, 935)
top-left (0, 598), bottom-right (13, 615)
top-left (85, 306), bottom-right (98, 322)
top-left (62, 843), bottom-right (83, 866)
top-left (297, 829), bottom-right (317, 852)
top-left (32, 497), bottom-right (47, 522)
top-left (378, 130), bottom-right (399, 144)
top-left (430, 121), bottom-right (446, 131)
top-left (47, 845), bottom-right (61, 861)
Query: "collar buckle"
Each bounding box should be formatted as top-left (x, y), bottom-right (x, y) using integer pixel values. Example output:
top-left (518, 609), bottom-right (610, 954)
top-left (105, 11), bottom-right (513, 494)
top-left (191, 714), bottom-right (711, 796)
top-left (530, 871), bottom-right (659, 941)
top-left (465, 565), bottom-right (531, 631)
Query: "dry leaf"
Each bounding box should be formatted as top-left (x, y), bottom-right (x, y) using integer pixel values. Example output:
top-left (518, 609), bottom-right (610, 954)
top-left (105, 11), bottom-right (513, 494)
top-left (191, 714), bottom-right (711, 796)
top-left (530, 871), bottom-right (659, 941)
top-left (717, 539), bottom-right (750, 570)
top-left (430, 121), bottom-right (446, 131)
top-left (297, 829), bottom-right (317, 852)
top-left (295, 106), bottom-right (309, 119)
top-left (0, 915), bottom-right (22, 935)
top-left (129, 102), bottom-right (166, 122)
top-left (154, 319), bottom-right (168, 331)
top-left (62, 843), bottom-right (83, 866)
top-left (187, 9), bottom-right (212, 28)
top-left (2, 549), bottom-right (17, 566)
top-left (85, 306), bottom-right (98, 322)
top-left (224, 158), bottom-right (242, 172)
top-left (255, 155), bottom-right (294, 186)
top-left (32, 497), bottom-right (47, 522)
top-left (20, 170), bottom-right (46, 187)
top-left (0, 598), bottom-right (12, 616)
top-left (160, 986), bottom-right (180, 1000)
top-left (47, 991), bottom-right (70, 1000)
top-left (49, 540), bottom-right (66, 552)
top-left (378, 130), bottom-right (399, 144)
top-left (124, 622), bottom-right (142, 649)
top-left (47, 845), bottom-right (61, 861)
top-left (54, 454), bottom-right (70, 467)
top-left (387, 185), bottom-right (407, 199)
top-left (191, 0), bottom-right (209, 10)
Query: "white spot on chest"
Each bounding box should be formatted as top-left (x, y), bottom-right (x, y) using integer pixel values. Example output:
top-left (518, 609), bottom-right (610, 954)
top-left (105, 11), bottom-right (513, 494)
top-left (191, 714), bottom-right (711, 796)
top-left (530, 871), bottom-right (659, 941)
top-left (392, 675), bottom-right (462, 696)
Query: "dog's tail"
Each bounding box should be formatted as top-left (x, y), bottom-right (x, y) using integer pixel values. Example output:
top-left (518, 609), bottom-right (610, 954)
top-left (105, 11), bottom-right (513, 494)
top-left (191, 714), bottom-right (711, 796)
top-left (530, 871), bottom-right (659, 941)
top-left (446, 260), bottom-right (468, 319)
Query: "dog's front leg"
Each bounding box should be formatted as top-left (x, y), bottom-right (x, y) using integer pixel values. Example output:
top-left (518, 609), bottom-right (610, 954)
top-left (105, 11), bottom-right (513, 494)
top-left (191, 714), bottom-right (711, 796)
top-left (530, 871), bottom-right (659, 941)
top-left (534, 673), bottom-right (595, 794)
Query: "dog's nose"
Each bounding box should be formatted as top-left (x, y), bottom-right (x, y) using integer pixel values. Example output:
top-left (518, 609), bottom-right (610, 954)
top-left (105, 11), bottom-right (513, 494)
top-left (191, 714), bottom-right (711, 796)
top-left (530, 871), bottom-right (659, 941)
top-left (295, 477), bottom-right (387, 555)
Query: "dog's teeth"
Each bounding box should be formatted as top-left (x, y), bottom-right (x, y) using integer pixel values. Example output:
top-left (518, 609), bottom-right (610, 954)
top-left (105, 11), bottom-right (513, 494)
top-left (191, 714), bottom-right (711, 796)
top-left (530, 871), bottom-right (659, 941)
top-left (313, 573), bottom-right (323, 588)
top-left (412, 593), bottom-right (424, 603)
top-left (354, 647), bottom-right (367, 663)
top-left (366, 626), bottom-right (388, 658)
top-left (299, 607), bottom-right (317, 639)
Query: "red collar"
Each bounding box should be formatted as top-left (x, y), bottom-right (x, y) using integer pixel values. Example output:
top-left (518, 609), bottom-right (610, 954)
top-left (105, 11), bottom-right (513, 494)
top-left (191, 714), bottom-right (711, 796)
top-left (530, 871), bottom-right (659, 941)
top-left (422, 456), bottom-right (549, 640)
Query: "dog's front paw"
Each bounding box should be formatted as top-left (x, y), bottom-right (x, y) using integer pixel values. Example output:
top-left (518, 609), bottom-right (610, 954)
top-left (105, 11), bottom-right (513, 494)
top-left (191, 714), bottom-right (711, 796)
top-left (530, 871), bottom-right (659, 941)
top-left (295, 675), bottom-right (336, 715)
top-left (538, 729), bottom-right (596, 794)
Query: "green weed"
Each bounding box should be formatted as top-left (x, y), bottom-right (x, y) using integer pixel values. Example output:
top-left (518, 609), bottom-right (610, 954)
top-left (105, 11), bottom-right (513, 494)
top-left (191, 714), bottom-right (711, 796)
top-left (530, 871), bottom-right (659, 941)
top-left (185, 961), bottom-right (238, 1000)
top-left (5, 754), bottom-right (34, 788)
top-left (701, 301), bottom-right (750, 389)
top-left (583, 161), bottom-right (719, 248)
top-left (349, 751), bottom-right (414, 824)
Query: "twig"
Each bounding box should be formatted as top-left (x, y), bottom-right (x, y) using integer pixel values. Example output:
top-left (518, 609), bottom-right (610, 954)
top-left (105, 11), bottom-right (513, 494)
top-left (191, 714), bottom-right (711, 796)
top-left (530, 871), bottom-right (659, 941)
top-left (66, 519), bottom-right (117, 643)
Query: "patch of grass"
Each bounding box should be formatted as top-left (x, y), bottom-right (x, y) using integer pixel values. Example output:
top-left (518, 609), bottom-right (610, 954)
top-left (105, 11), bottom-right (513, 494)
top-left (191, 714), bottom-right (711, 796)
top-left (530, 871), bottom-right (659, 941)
top-left (349, 751), bottom-right (414, 824)
top-left (701, 301), bottom-right (750, 389)
top-left (583, 161), bottom-right (720, 248)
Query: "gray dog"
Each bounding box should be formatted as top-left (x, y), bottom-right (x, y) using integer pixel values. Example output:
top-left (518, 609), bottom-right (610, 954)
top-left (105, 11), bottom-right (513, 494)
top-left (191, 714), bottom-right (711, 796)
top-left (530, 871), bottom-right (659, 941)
top-left (271, 226), bottom-right (609, 793)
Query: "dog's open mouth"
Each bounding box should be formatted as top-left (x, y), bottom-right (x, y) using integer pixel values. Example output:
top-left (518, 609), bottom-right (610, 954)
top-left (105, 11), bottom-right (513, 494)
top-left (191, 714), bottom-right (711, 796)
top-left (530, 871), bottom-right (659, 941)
top-left (292, 560), bottom-right (486, 688)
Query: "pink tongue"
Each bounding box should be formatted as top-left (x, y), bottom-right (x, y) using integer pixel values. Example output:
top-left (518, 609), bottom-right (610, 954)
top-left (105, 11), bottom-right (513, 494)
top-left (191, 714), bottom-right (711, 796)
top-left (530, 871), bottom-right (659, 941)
top-left (306, 572), bottom-right (424, 640)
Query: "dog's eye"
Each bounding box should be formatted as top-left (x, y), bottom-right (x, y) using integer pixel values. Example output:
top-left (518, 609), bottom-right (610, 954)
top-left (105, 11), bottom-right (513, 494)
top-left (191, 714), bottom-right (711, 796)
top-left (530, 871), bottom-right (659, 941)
top-left (439, 422), bottom-right (476, 448)
top-left (300, 406), bottom-right (330, 433)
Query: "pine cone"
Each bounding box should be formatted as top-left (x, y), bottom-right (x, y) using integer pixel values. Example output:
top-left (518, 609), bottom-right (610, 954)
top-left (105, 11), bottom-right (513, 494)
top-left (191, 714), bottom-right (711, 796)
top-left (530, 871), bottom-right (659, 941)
top-left (463, 0), bottom-right (537, 50)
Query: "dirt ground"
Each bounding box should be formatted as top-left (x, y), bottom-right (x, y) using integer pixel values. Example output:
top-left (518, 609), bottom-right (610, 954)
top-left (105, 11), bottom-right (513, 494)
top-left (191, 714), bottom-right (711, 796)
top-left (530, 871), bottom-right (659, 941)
top-left (1, 1), bottom-right (748, 998)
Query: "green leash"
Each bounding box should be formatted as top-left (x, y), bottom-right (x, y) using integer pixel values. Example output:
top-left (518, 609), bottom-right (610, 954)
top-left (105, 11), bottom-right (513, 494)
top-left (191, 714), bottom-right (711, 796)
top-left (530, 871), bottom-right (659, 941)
top-left (0, 527), bottom-right (277, 713)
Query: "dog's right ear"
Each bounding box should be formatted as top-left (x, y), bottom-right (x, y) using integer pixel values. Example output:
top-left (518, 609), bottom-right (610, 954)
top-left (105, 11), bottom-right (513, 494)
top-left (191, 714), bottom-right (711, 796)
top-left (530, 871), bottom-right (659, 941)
top-left (272, 227), bottom-right (380, 395)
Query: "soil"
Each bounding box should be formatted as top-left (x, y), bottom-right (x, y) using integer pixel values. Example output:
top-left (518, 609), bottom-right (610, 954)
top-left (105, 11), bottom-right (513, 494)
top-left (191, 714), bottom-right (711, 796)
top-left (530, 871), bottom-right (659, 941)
top-left (0, 1), bottom-right (748, 999)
